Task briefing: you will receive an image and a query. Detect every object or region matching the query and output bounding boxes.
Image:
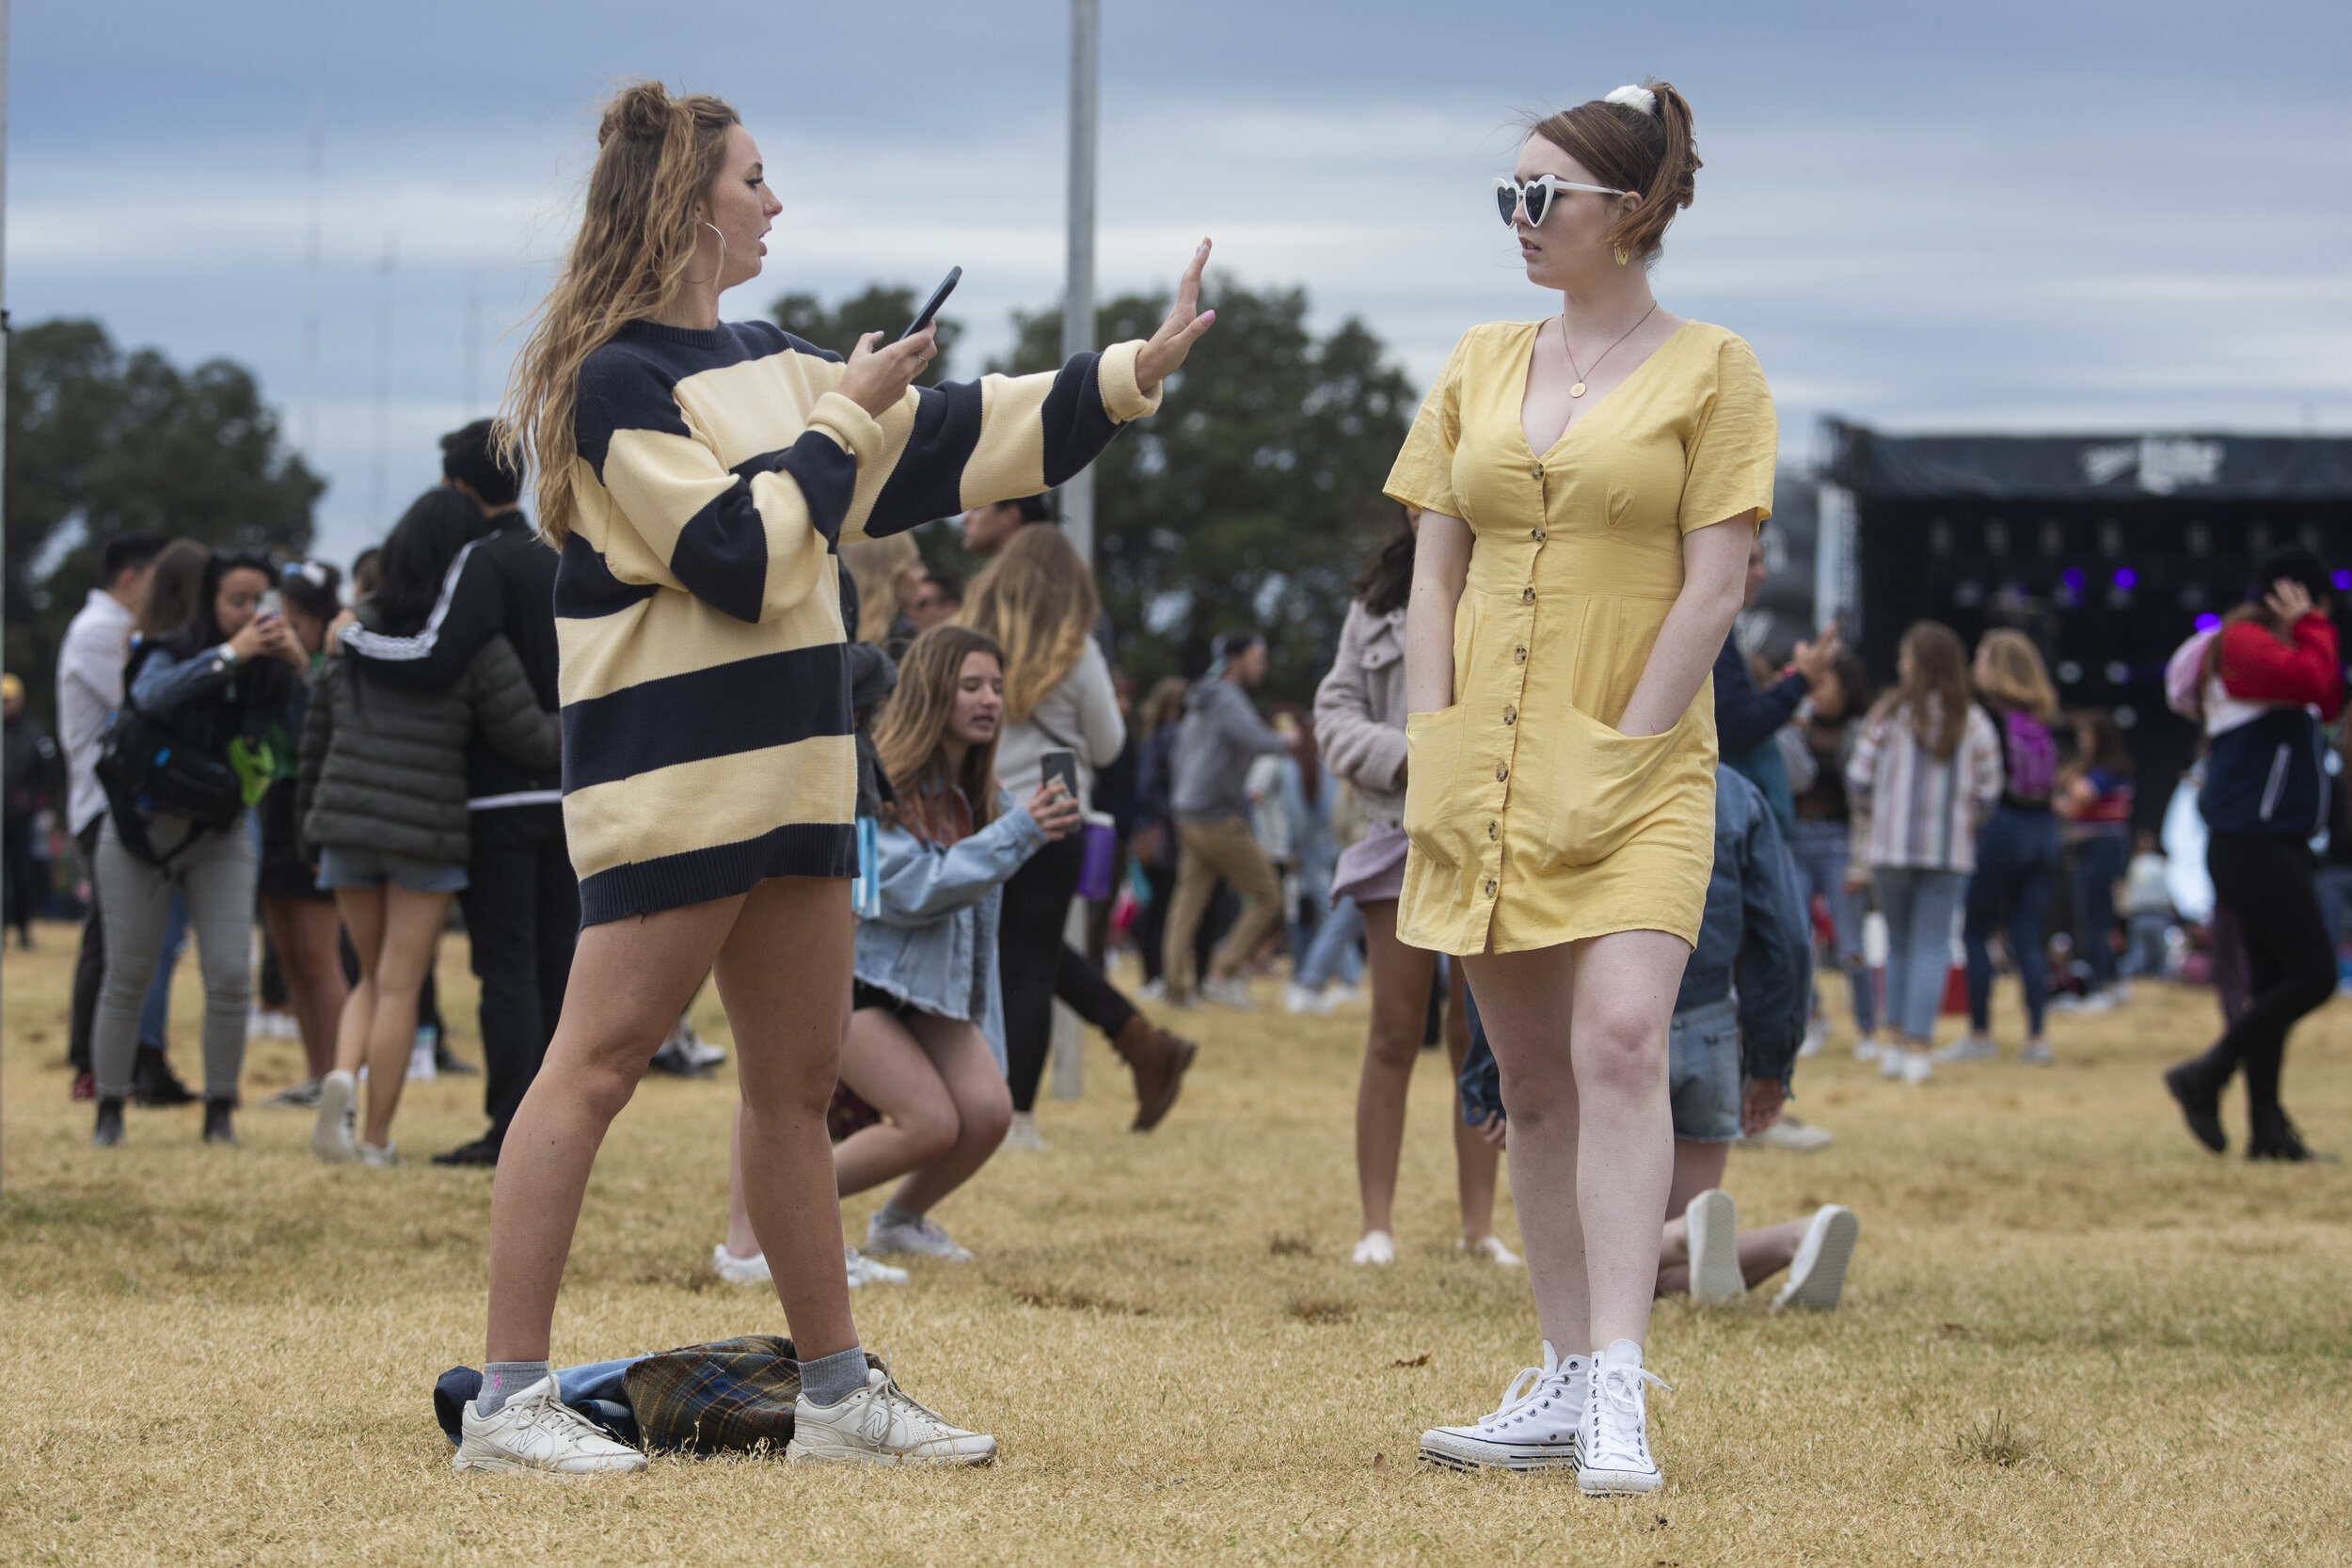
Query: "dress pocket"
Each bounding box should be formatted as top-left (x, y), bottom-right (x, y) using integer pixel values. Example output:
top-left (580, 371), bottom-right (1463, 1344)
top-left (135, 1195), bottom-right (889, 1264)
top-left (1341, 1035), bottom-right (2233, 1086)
top-left (1544, 705), bottom-right (1695, 868)
top-left (1401, 704), bottom-right (1471, 866)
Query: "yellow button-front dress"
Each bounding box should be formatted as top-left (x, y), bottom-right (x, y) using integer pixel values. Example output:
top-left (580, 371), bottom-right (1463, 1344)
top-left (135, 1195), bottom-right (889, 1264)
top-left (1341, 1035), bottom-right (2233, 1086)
top-left (1383, 319), bottom-right (1777, 955)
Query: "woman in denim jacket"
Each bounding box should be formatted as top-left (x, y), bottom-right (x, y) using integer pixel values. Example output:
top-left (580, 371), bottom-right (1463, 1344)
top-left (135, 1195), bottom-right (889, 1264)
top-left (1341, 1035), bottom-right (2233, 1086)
top-left (719, 625), bottom-right (1078, 1281)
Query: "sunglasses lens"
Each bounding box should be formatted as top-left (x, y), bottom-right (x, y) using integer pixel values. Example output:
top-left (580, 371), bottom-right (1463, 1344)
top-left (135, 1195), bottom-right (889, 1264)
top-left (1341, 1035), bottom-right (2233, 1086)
top-left (1522, 182), bottom-right (1549, 227)
top-left (1496, 182), bottom-right (1518, 227)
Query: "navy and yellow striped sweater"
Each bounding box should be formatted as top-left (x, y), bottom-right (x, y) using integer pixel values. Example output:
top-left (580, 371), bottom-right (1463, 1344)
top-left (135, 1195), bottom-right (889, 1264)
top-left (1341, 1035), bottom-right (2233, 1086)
top-left (561, 318), bottom-right (1160, 923)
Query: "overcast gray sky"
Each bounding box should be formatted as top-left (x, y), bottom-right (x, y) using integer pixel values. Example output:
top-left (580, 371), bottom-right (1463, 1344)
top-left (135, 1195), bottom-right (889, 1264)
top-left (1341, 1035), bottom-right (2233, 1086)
top-left (10, 0), bottom-right (2348, 564)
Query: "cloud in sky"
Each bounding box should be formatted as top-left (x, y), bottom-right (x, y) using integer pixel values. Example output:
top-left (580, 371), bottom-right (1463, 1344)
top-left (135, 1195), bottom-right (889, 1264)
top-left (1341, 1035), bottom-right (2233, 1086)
top-left (9, 0), bottom-right (2348, 563)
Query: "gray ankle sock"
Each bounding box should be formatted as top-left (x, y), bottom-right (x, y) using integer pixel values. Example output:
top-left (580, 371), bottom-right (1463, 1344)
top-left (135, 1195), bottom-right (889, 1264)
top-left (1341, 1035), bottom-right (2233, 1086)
top-left (477, 1360), bottom-right (552, 1418)
top-left (875, 1200), bottom-right (921, 1230)
top-left (801, 1346), bottom-right (870, 1408)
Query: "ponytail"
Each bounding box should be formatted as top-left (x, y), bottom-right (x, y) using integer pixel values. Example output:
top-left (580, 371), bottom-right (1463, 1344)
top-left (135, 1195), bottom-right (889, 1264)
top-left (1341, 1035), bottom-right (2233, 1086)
top-left (1527, 78), bottom-right (1704, 263)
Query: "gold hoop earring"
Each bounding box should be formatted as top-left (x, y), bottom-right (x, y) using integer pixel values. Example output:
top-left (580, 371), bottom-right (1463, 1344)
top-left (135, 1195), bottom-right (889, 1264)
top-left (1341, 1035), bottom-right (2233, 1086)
top-left (687, 220), bottom-right (726, 287)
top-left (1613, 244), bottom-right (1630, 266)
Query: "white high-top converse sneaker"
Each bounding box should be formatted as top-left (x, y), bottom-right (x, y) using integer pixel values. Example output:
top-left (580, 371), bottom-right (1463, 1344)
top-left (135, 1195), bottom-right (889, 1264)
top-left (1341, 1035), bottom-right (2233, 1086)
top-left (786, 1365), bottom-right (996, 1466)
top-left (1419, 1342), bottom-right (1588, 1471)
top-left (1579, 1339), bottom-right (1671, 1496)
top-left (453, 1374), bottom-right (647, 1477)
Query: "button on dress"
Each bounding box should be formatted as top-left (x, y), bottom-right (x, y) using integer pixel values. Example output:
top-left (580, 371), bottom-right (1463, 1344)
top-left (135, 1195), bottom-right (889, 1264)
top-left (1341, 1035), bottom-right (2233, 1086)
top-left (1382, 319), bottom-right (1777, 955)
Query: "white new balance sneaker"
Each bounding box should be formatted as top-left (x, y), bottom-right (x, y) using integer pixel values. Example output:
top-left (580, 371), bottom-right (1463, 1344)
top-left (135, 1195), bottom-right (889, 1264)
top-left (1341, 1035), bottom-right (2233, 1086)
top-left (844, 1246), bottom-right (909, 1287)
top-left (453, 1374), bottom-right (647, 1476)
top-left (786, 1366), bottom-right (996, 1466)
top-left (1352, 1230), bottom-right (1396, 1266)
top-left (1419, 1343), bottom-right (1587, 1471)
top-left (711, 1243), bottom-right (770, 1287)
top-left (1579, 1339), bottom-right (1670, 1496)
top-left (1684, 1189), bottom-right (1744, 1306)
top-left (1771, 1205), bottom-right (1859, 1313)
top-left (866, 1210), bottom-right (974, 1261)
top-left (311, 1070), bottom-right (357, 1164)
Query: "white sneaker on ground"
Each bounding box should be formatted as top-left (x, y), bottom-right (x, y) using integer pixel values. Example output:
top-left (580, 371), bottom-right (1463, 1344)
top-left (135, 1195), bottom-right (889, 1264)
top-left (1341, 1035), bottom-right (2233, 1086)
top-left (1931, 1035), bottom-right (1999, 1064)
top-left (1878, 1046), bottom-right (1905, 1079)
top-left (1799, 1017), bottom-right (1826, 1057)
top-left (453, 1373), bottom-right (647, 1476)
top-left (1325, 982), bottom-right (1365, 1008)
top-left (1139, 977), bottom-right (1169, 1003)
top-left (1579, 1339), bottom-right (1670, 1496)
top-left (1685, 1189), bottom-right (1744, 1306)
top-left (1459, 1234), bottom-right (1522, 1267)
top-left (1854, 1037), bottom-right (1882, 1063)
top-left (1419, 1342), bottom-right (1587, 1471)
top-left (1745, 1117), bottom-right (1835, 1151)
top-left (845, 1246), bottom-right (909, 1287)
top-left (1281, 982), bottom-right (1327, 1016)
top-left (1352, 1230), bottom-right (1396, 1266)
top-left (1003, 1111), bottom-right (1047, 1151)
top-left (711, 1243), bottom-right (771, 1287)
top-left (865, 1210), bottom-right (974, 1262)
top-left (1901, 1050), bottom-right (1934, 1085)
top-left (786, 1366), bottom-right (995, 1466)
top-left (2019, 1037), bottom-right (2054, 1066)
top-left (358, 1141), bottom-right (400, 1167)
top-left (1772, 1205), bottom-right (1860, 1312)
top-left (311, 1070), bottom-right (357, 1164)
top-left (1200, 975), bottom-right (1256, 1011)
top-left (266, 1077), bottom-right (322, 1110)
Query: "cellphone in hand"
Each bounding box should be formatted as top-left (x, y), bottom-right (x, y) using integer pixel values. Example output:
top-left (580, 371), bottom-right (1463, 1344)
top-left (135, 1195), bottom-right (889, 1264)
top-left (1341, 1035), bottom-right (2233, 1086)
top-left (900, 266), bottom-right (961, 341)
top-left (257, 590), bottom-right (283, 619)
top-left (1038, 748), bottom-right (1081, 805)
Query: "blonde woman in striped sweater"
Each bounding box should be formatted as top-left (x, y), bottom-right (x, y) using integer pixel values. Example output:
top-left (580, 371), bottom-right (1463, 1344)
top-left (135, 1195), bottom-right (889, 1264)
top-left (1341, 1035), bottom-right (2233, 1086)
top-left (452, 83), bottom-right (1215, 1477)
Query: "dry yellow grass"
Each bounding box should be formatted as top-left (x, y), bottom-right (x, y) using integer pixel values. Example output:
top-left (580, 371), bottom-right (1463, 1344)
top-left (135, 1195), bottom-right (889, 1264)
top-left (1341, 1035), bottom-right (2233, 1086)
top-left (4, 919), bottom-right (2349, 1566)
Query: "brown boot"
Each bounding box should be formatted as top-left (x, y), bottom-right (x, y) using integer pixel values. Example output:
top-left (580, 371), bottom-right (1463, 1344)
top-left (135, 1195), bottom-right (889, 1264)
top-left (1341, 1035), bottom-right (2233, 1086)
top-left (1112, 1014), bottom-right (1197, 1132)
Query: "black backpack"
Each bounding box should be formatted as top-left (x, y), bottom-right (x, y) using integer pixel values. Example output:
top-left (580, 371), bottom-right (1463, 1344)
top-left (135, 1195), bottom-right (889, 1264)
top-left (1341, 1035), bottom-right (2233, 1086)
top-left (95, 641), bottom-right (246, 867)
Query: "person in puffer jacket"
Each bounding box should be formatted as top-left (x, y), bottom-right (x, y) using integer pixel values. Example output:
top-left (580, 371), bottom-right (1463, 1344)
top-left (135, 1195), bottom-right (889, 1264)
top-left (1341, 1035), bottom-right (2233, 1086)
top-left (2164, 546), bottom-right (2342, 1162)
top-left (297, 489), bottom-right (560, 1167)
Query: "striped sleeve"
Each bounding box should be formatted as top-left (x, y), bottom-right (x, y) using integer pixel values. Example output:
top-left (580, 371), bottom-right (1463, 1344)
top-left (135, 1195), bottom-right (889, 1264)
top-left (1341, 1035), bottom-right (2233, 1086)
top-left (847, 340), bottom-right (1162, 541)
top-left (578, 344), bottom-right (874, 626)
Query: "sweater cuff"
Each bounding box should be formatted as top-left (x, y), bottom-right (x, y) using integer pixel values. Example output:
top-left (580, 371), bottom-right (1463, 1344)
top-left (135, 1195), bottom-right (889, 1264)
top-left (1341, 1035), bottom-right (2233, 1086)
top-left (805, 391), bottom-right (885, 467)
top-left (1096, 341), bottom-right (1163, 424)
top-left (1363, 728), bottom-right (1408, 790)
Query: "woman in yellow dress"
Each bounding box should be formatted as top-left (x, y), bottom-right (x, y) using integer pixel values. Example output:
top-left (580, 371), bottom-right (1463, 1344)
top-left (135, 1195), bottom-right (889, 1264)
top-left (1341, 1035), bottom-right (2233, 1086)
top-left (1399, 83), bottom-right (1774, 1495)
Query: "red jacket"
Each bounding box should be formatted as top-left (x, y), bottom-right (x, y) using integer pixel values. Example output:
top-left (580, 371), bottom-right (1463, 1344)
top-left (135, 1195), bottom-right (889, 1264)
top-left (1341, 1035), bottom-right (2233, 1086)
top-left (2217, 613), bottom-right (2343, 720)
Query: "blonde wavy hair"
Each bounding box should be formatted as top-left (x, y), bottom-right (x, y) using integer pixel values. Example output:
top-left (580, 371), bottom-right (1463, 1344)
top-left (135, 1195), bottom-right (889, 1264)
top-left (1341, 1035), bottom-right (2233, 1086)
top-left (958, 524), bottom-right (1097, 721)
top-left (1975, 627), bottom-right (2058, 723)
top-left (497, 82), bottom-right (739, 547)
top-left (839, 535), bottom-right (922, 645)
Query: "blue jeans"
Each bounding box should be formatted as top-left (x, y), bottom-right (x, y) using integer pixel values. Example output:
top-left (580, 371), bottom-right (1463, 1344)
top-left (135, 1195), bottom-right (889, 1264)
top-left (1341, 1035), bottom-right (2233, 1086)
top-left (1873, 866), bottom-right (1965, 1043)
top-left (1965, 807), bottom-right (2061, 1036)
top-left (2070, 832), bottom-right (2129, 991)
top-left (1295, 894), bottom-right (1364, 990)
top-left (1787, 819), bottom-right (1874, 1036)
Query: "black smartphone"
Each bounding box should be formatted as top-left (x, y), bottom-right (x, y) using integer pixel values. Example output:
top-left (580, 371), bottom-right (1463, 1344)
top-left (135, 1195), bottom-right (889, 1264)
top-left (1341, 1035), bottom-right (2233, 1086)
top-left (900, 266), bottom-right (961, 341)
top-left (1038, 748), bottom-right (1080, 805)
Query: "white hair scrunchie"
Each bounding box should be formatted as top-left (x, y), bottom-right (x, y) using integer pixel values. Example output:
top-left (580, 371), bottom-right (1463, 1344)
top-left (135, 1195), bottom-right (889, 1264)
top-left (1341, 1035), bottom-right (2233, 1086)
top-left (1603, 84), bottom-right (1657, 116)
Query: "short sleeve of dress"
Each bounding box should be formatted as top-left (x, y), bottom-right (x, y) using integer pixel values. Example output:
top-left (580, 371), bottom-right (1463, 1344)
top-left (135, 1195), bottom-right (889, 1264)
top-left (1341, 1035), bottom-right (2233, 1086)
top-left (1678, 332), bottom-right (1778, 534)
top-left (1383, 331), bottom-right (1474, 518)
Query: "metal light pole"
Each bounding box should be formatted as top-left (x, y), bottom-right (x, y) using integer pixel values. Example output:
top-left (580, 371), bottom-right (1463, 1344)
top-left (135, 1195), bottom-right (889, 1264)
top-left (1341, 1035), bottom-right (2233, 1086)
top-left (1049, 0), bottom-right (1098, 1102)
top-left (1059, 0), bottom-right (1098, 566)
top-left (1, 0), bottom-right (13, 1186)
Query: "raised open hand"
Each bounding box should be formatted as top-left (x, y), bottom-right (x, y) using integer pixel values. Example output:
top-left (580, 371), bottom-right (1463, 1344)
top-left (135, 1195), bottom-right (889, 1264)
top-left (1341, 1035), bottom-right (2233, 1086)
top-left (1134, 239), bottom-right (1217, 392)
top-left (2265, 577), bottom-right (2317, 625)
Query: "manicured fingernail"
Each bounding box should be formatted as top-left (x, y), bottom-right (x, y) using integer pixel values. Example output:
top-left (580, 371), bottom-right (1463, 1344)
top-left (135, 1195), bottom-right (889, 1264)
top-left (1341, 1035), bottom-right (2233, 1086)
top-left (1200, 309), bottom-right (1216, 325)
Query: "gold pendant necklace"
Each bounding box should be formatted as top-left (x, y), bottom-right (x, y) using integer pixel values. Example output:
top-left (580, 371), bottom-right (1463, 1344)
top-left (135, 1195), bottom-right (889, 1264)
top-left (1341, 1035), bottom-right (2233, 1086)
top-left (1562, 301), bottom-right (1659, 398)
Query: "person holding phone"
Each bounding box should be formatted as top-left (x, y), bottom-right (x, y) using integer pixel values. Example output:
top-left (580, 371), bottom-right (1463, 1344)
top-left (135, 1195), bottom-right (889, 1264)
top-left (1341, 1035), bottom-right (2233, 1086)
top-left (454, 82), bottom-right (1214, 1476)
top-left (88, 546), bottom-right (305, 1148)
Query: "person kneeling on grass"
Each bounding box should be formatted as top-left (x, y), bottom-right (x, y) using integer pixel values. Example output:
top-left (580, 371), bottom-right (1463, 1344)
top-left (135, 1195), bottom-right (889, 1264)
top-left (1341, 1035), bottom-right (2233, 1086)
top-left (1427, 765), bottom-right (1860, 1475)
top-left (714, 626), bottom-right (1080, 1283)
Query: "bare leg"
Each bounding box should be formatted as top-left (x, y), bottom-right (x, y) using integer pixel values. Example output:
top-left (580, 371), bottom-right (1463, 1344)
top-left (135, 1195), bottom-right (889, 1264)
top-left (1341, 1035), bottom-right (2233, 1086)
top-left (882, 1014), bottom-right (1011, 1215)
top-left (1441, 958), bottom-right (1504, 1244)
top-left (1355, 899), bottom-right (1435, 1239)
top-left (724, 1105), bottom-right (758, 1260)
top-left (1470, 928), bottom-right (1685, 1353)
top-left (832, 1007), bottom-right (962, 1198)
top-left (331, 887), bottom-right (384, 1085)
top-left (262, 895), bottom-right (346, 1081)
top-left (486, 894), bottom-right (742, 1364)
top-left (355, 887), bottom-right (450, 1147)
top-left (711, 878), bottom-right (860, 1361)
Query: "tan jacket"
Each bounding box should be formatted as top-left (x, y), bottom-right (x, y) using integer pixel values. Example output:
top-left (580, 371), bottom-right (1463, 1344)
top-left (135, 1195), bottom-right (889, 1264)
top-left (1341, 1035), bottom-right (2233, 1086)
top-left (1312, 599), bottom-right (1408, 832)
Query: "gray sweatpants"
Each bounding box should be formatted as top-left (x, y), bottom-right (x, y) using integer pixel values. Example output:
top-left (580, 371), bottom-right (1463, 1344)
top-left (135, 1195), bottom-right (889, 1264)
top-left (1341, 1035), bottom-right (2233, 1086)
top-left (92, 814), bottom-right (256, 1101)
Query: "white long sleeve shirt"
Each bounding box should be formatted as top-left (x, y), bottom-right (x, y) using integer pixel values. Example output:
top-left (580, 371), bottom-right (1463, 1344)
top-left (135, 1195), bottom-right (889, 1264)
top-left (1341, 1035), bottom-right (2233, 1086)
top-left (993, 639), bottom-right (1125, 814)
top-left (56, 588), bottom-right (136, 834)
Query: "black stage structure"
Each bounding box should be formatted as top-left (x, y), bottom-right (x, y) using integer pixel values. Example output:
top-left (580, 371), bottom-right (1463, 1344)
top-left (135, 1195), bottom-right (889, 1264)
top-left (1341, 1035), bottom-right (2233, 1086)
top-left (1817, 423), bottom-right (2352, 830)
